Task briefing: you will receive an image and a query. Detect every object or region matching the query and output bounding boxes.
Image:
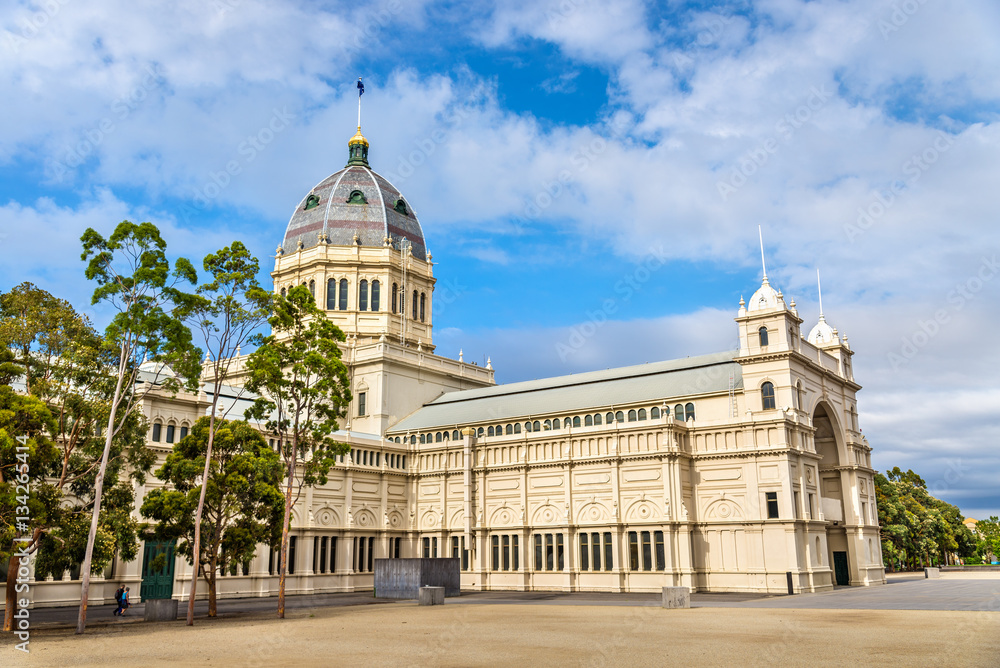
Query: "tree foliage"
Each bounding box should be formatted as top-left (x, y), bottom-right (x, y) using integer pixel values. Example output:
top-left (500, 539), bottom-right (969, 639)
top-left (875, 467), bottom-right (977, 571)
top-left (75, 221), bottom-right (202, 633)
top-left (244, 285), bottom-right (350, 618)
top-left (0, 283), bottom-right (154, 633)
top-left (141, 417), bottom-right (284, 617)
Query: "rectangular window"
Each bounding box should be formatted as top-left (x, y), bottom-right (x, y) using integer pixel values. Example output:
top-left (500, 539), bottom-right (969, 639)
top-left (268, 545), bottom-right (275, 575)
top-left (808, 493), bottom-right (816, 519)
top-left (152, 423), bottom-right (161, 442)
top-left (330, 537), bottom-right (337, 572)
top-left (353, 537), bottom-right (358, 572)
top-left (423, 537), bottom-right (430, 559)
top-left (319, 537), bottom-right (328, 573)
top-left (545, 534), bottom-right (554, 571)
top-left (452, 536), bottom-right (460, 560)
top-left (357, 536), bottom-right (365, 572)
top-left (592, 532), bottom-right (601, 571)
top-left (288, 536), bottom-right (296, 575)
top-left (393, 537), bottom-right (401, 559)
top-left (368, 536), bottom-right (374, 571)
top-left (654, 531), bottom-right (665, 571)
top-left (641, 531), bottom-right (652, 571)
top-left (556, 534), bottom-right (564, 571)
top-left (313, 536), bottom-right (320, 573)
top-left (628, 532), bottom-right (639, 571)
top-left (432, 537), bottom-right (438, 558)
top-left (534, 534), bottom-right (543, 571)
top-left (794, 491), bottom-right (801, 519)
top-left (358, 391), bottom-right (367, 416)
top-left (502, 535), bottom-right (510, 571)
top-left (492, 535), bottom-right (500, 571)
top-left (861, 502), bottom-right (868, 526)
top-left (766, 492), bottom-right (780, 519)
top-left (165, 424), bottom-right (175, 443)
top-left (512, 536), bottom-right (519, 571)
top-left (580, 533), bottom-right (589, 571)
top-left (603, 532), bottom-right (613, 571)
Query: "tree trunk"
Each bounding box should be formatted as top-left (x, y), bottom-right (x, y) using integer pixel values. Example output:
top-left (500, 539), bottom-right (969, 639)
top-left (278, 457), bottom-right (294, 619)
top-left (208, 556), bottom-right (218, 617)
top-left (3, 553), bottom-right (20, 632)
top-left (187, 404), bottom-right (218, 626)
top-left (76, 354), bottom-right (127, 635)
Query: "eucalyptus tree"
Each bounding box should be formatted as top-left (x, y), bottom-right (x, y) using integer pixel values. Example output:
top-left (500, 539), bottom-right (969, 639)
top-left (141, 417), bottom-right (284, 617)
top-left (75, 221), bottom-right (202, 634)
top-left (181, 242), bottom-right (271, 625)
top-left (244, 285), bottom-right (350, 618)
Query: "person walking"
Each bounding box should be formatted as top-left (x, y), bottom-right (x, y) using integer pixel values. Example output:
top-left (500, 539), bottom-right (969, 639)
top-left (113, 584), bottom-right (126, 616)
top-left (120, 587), bottom-right (131, 616)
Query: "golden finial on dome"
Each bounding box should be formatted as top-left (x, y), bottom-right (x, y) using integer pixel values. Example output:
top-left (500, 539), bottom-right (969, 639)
top-left (349, 126), bottom-right (369, 147)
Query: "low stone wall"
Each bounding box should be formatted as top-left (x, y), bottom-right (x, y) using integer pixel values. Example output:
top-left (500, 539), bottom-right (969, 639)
top-left (940, 565), bottom-right (1000, 572)
top-left (374, 559), bottom-right (460, 599)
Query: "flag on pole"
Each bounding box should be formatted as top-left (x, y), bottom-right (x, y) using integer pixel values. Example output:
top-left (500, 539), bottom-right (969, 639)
top-left (357, 77), bottom-right (364, 96)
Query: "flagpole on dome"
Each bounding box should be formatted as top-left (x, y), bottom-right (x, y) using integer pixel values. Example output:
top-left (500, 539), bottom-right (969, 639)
top-left (357, 76), bottom-right (364, 131)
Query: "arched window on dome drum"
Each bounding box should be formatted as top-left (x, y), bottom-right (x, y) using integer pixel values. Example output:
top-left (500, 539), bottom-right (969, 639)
top-left (758, 326), bottom-right (769, 347)
top-left (627, 410), bottom-right (637, 422)
top-left (495, 424), bottom-right (502, 435)
top-left (410, 435), bottom-right (416, 445)
top-left (506, 424), bottom-right (513, 435)
top-left (638, 408), bottom-right (646, 421)
top-left (594, 413), bottom-right (602, 425)
top-left (761, 382), bottom-right (776, 410)
top-left (419, 434), bottom-right (426, 444)
top-left (513, 423), bottom-right (521, 434)
top-left (338, 279), bottom-right (348, 311)
top-left (524, 422), bottom-right (532, 433)
top-left (585, 415), bottom-right (593, 426)
top-left (419, 293), bottom-right (426, 322)
top-left (675, 404), bottom-right (684, 421)
top-left (650, 407), bottom-right (660, 419)
top-left (392, 283), bottom-right (398, 313)
top-left (412, 290), bottom-right (418, 319)
top-left (685, 403), bottom-right (695, 420)
top-left (435, 432), bottom-right (442, 443)
top-left (371, 280), bottom-right (380, 311)
top-left (562, 417), bottom-right (570, 428)
top-left (572, 416), bottom-right (581, 428)
top-left (326, 279), bottom-right (336, 310)
top-left (359, 280), bottom-right (368, 311)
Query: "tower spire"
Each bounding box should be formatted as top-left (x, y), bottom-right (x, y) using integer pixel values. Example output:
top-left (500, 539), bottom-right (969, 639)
top-left (758, 225), bottom-right (768, 281)
top-left (816, 268), bottom-right (825, 320)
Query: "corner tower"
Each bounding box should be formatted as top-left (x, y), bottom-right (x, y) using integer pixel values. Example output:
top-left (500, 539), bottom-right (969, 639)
top-left (272, 126), bottom-right (436, 350)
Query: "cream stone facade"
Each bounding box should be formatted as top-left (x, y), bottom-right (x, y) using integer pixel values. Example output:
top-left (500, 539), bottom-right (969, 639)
top-left (15, 127), bottom-right (885, 609)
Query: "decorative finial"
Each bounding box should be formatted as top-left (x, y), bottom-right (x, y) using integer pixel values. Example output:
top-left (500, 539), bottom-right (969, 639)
top-left (352, 232), bottom-right (360, 245)
top-left (318, 232), bottom-right (328, 244)
top-left (739, 295), bottom-right (745, 307)
top-left (276, 246), bottom-right (284, 256)
top-left (486, 357), bottom-right (493, 370)
top-left (204, 350), bottom-right (211, 362)
top-left (297, 239), bottom-right (304, 250)
top-left (459, 349), bottom-right (464, 363)
top-left (383, 235), bottom-right (391, 247)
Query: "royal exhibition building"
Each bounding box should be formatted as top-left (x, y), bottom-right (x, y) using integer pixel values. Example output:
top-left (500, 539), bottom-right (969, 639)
top-left (28, 125), bottom-right (886, 609)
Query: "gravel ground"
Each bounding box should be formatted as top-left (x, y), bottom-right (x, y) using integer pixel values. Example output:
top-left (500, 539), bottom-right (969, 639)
top-left (4, 602), bottom-right (998, 667)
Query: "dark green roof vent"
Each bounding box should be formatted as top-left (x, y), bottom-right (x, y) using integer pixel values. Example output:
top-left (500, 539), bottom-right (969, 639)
top-left (394, 198), bottom-right (408, 215)
top-left (304, 194), bottom-right (320, 210)
top-left (346, 189), bottom-right (368, 205)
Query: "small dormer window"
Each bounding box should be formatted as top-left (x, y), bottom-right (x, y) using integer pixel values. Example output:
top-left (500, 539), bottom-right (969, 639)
top-left (346, 190), bottom-right (368, 204)
top-left (304, 194), bottom-right (320, 210)
top-left (394, 198), bottom-right (408, 215)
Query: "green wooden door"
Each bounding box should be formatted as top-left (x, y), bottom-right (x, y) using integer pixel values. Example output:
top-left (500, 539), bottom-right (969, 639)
top-left (140, 540), bottom-right (176, 600)
top-left (833, 551), bottom-right (850, 586)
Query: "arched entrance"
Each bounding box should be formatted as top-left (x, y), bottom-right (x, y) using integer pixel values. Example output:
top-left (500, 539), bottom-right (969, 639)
top-left (813, 403), bottom-right (850, 585)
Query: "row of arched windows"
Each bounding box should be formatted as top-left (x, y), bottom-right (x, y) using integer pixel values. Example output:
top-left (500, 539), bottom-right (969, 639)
top-left (151, 420), bottom-right (189, 444)
top-left (277, 279), bottom-right (383, 313)
top-left (349, 448), bottom-right (406, 468)
top-left (387, 403), bottom-right (697, 445)
top-left (390, 284), bottom-right (427, 322)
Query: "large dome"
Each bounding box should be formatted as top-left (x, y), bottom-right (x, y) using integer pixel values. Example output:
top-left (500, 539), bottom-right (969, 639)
top-left (282, 158), bottom-right (427, 261)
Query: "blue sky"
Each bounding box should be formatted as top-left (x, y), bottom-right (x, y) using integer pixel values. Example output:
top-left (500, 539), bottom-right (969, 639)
top-left (2, 0), bottom-right (999, 520)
